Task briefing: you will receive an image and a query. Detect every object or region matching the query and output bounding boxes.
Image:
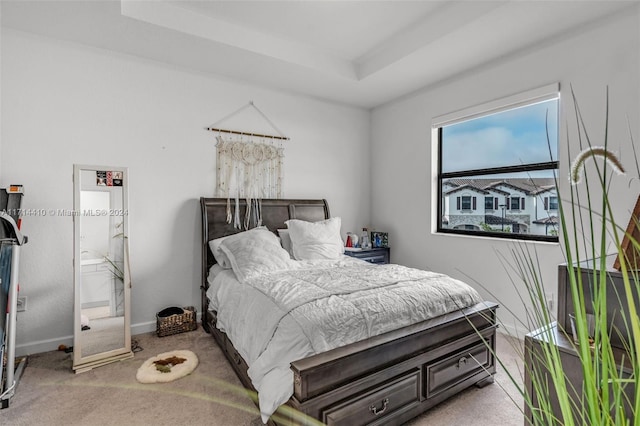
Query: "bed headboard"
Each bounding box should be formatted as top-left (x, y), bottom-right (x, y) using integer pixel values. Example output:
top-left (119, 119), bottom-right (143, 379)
top-left (200, 197), bottom-right (330, 292)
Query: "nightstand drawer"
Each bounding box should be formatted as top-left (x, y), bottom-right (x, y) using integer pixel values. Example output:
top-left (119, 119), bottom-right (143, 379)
top-left (344, 247), bottom-right (390, 264)
top-left (361, 253), bottom-right (388, 264)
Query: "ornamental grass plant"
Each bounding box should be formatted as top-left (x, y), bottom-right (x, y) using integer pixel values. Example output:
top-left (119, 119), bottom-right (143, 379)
top-left (482, 87), bottom-right (640, 425)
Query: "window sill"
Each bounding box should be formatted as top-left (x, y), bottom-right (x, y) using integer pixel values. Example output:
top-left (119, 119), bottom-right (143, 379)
top-left (433, 229), bottom-right (560, 245)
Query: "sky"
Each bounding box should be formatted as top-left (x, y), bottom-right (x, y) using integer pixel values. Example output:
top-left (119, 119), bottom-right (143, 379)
top-left (441, 98), bottom-right (559, 174)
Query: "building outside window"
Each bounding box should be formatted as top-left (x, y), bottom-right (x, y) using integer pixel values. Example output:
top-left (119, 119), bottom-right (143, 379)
top-left (434, 84), bottom-right (560, 241)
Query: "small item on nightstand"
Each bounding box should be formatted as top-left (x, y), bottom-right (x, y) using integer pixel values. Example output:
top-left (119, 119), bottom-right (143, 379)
top-left (360, 228), bottom-right (370, 249)
top-left (346, 232), bottom-right (359, 248)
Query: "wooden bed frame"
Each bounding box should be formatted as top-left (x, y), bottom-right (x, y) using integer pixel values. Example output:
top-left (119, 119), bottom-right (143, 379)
top-left (200, 197), bottom-right (498, 425)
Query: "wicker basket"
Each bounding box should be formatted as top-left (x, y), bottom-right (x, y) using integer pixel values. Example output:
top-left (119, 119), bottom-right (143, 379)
top-left (156, 306), bottom-right (197, 337)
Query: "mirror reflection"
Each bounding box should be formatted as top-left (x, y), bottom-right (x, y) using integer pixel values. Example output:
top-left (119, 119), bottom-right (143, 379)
top-left (73, 166), bottom-right (131, 372)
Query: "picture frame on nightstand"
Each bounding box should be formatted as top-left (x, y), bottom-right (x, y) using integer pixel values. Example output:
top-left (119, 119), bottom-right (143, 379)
top-left (371, 231), bottom-right (388, 248)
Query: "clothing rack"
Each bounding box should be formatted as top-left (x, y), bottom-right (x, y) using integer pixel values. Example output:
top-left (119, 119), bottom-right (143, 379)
top-left (206, 101), bottom-right (290, 141)
top-left (0, 188), bottom-right (27, 409)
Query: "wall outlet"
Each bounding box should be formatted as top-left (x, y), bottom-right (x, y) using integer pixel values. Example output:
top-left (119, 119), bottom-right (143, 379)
top-left (17, 296), bottom-right (27, 312)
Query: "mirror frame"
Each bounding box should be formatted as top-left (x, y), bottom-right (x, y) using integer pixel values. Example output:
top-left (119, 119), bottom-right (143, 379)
top-left (72, 164), bottom-right (133, 373)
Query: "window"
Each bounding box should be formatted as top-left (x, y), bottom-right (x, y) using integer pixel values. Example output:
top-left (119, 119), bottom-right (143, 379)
top-left (543, 196), bottom-right (559, 210)
top-left (510, 197), bottom-right (523, 211)
top-left (435, 84), bottom-right (559, 242)
top-left (485, 197), bottom-right (494, 210)
top-left (461, 196), bottom-right (472, 210)
top-left (457, 195), bottom-right (477, 211)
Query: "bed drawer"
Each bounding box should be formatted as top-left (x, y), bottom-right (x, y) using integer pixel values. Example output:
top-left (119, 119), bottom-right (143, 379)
top-left (322, 369), bottom-right (420, 426)
top-left (425, 339), bottom-right (492, 399)
top-left (225, 339), bottom-right (249, 371)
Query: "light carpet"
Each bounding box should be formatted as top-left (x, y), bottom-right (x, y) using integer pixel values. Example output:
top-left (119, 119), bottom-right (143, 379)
top-left (2, 327), bottom-right (523, 425)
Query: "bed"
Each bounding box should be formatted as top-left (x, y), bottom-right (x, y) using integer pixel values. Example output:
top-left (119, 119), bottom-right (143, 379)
top-left (200, 197), bottom-right (498, 425)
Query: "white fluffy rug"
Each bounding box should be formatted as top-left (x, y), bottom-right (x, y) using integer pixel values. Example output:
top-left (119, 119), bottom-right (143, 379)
top-left (136, 350), bottom-right (199, 384)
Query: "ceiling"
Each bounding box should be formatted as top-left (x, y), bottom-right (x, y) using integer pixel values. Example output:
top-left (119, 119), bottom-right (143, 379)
top-left (1, 1), bottom-right (636, 108)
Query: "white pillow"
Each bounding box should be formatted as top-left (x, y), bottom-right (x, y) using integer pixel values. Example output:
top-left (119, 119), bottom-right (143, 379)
top-left (277, 229), bottom-right (294, 258)
top-left (219, 227), bottom-right (295, 283)
top-left (209, 238), bottom-right (232, 268)
top-left (208, 226), bottom-right (268, 268)
top-left (285, 217), bottom-right (344, 260)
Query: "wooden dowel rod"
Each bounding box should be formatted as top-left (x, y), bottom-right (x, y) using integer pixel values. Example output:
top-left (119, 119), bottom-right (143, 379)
top-left (206, 127), bottom-right (289, 141)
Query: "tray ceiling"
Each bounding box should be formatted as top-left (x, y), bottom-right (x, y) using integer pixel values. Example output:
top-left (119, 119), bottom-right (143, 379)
top-left (1, 1), bottom-right (635, 108)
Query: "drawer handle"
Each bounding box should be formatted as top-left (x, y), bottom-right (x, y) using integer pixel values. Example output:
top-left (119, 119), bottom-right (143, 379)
top-left (457, 356), bottom-right (468, 369)
top-left (369, 398), bottom-right (389, 416)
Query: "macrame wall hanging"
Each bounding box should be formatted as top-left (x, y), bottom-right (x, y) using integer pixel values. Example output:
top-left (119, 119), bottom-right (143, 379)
top-left (207, 101), bottom-right (288, 229)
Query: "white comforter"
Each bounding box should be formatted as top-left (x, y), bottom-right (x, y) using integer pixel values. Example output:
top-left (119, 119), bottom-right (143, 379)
top-left (207, 257), bottom-right (482, 422)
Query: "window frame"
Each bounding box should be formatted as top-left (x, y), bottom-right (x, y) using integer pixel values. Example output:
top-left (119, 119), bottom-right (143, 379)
top-left (461, 196), bottom-right (472, 211)
top-left (434, 84), bottom-right (560, 243)
top-left (510, 197), bottom-right (524, 211)
top-left (484, 196), bottom-right (495, 210)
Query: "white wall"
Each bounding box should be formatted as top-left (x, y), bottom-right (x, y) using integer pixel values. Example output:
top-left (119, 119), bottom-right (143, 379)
top-left (371, 8), bottom-right (640, 337)
top-left (1, 29), bottom-right (371, 355)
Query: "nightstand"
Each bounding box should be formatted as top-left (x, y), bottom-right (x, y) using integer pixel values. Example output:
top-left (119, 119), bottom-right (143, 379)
top-left (524, 322), bottom-right (635, 423)
top-left (522, 259), bottom-right (637, 423)
top-left (344, 247), bottom-right (390, 264)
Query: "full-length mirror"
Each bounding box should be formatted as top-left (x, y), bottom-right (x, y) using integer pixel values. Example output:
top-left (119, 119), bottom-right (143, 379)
top-left (73, 165), bottom-right (132, 373)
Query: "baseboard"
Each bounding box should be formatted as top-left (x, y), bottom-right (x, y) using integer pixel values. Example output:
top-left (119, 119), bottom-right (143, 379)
top-left (131, 320), bottom-right (156, 336)
top-left (15, 335), bottom-right (74, 357)
top-left (132, 311), bottom-right (203, 336)
top-left (15, 312), bottom-right (202, 357)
